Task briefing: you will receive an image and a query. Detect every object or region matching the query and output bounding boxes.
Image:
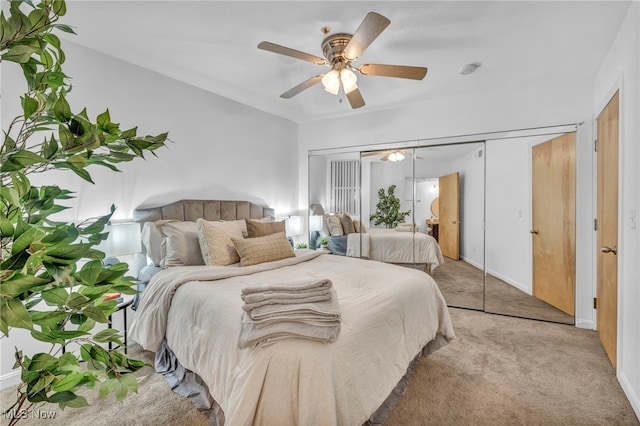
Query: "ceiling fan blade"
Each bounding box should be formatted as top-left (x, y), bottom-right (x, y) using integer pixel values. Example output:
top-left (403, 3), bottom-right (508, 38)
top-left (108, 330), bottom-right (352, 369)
top-left (361, 150), bottom-right (389, 157)
top-left (343, 12), bottom-right (391, 61)
top-left (359, 64), bottom-right (428, 80)
top-left (258, 41), bottom-right (326, 65)
top-left (346, 87), bottom-right (365, 109)
top-left (280, 75), bottom-right (323, 99)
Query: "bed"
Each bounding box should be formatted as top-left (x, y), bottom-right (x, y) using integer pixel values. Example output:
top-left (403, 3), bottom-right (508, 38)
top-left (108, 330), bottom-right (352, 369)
top-left (130, 200), bottom-right (455, 425)
top-left (312, 217), bottom-right (445, 273)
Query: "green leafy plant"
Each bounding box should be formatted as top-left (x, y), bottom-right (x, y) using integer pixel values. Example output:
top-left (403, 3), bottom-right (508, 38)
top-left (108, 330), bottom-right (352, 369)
top-left (294, 242), bottom-right (308, 249)
top-left (369, 184), bottom-right (411, 228)
top-left (1, 1), bottom-right (167, 423)
top-left (318, 235), bottom-right (330, 248)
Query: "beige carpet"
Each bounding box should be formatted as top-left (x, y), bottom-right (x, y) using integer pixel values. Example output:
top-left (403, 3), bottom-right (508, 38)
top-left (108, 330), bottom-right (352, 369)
top-left (2, 308), bottom-right (637, 425)
top-left (432, 258), bottom-right (574, 324)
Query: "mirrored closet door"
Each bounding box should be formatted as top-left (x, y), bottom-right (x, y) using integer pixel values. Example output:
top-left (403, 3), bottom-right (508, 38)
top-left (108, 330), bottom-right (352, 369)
top-left (308, 124), bottom-right (577, 324)
top-left (484, 132), bottom-right (576, 324)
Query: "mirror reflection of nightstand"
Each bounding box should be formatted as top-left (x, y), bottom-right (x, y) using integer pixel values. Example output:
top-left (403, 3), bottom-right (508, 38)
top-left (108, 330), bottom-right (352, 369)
top-left (426, 219), bottom-right (439, 241)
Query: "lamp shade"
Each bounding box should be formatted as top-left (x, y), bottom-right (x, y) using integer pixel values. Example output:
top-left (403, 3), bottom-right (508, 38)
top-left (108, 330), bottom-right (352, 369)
top-left (309, 203), bottom-right (325, 215)
top-left (285, 216), bottom-right (303, 237)
top-left (95, 222), bottom-right (142, 257)
top-left (309, 215), bottom-right (323, 232)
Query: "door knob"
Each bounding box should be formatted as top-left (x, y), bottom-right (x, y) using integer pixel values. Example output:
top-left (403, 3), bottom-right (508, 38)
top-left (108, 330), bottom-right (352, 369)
top-left (601, 245), bottom-right (617, 255)
top-left (530, 229), bottom-right (539, 234)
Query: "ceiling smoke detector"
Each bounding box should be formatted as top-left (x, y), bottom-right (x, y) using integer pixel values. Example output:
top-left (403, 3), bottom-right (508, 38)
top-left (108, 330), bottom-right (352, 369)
top-left (460, 62), bottom-right (481, 75)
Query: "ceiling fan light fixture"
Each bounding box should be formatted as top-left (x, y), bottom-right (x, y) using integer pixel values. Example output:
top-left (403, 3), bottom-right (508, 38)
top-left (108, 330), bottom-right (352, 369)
top-left (340, 69), bottom-right (358, 94)
top-left (322, 69), bottom-right (340, 95)
top-left (388, 152), bottom-right (405, 162)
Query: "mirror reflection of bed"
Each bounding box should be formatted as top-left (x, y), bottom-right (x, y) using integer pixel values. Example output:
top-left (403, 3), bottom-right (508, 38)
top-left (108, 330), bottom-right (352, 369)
top-left (308, 125), bottom-right (578, 325)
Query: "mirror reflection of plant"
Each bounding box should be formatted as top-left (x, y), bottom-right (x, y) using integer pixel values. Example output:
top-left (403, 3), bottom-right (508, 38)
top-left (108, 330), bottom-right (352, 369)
top-left (295, 242), bottom-right (308, 249)
top-left (1, 1), bottom-right (167, 423)
top-left (369, 184), bottom-right (411, 228)
top-left (318, 235), bottom-right (330, 247)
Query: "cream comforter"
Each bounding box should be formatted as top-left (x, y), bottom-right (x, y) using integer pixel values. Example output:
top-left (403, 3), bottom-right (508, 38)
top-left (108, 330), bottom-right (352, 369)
top-left (347, 228), bottom-right (445, 269)
top-left (130, 250), bottom-right (454, 425)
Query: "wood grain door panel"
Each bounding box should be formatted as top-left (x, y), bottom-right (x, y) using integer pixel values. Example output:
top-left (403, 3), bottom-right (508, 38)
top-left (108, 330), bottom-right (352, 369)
top-left (532, 133), bottom-right (576, 316)
top-left (439, 172), bottom-right (460, 260)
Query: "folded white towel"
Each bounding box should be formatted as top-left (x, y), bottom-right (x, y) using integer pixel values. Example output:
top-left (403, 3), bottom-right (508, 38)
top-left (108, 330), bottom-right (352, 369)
top-left (241, 278), bottom-right (332, 297)
top-left (242, 293), bottom-right (332, 311)
top-left (242, 288), bottom-right (331, 304)
top-left (238, 312), bottom-right (341, 348)
top-left (248, 288), bottom-right (341, 321)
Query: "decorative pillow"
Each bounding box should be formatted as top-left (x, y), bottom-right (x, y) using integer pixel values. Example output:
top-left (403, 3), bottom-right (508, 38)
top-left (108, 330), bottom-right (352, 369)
top-left (231, 232), bottom-right (295, 267)
top-left (341, 213), bottom-right (356, 234)
top-left (326, 215), bottom-right (344, 236)
top-left (155, 221), bottom-right (204, 268)
top-left (353, 219), bottom-right (367, 234)
top-left (245, 218), bottom-right (285, 238)
top-left (255, 216), bottom-right (275, 223)
top-left (197, 218), bottom-right (244, 266)
top-left (395, 223), bottom-right (417, 232)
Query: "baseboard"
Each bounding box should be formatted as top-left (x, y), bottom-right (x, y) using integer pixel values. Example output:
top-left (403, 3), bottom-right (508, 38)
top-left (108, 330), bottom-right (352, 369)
top-left (619, 371), bottom-right (640, 421)
top-left (485, 267), bottom-right (530, 295)
top-left (575, 318), bottom-right (595, 330)
top-left (459, 256), bottom-right (482, 270)
top-left (0, 370), bottom-right (21, 390)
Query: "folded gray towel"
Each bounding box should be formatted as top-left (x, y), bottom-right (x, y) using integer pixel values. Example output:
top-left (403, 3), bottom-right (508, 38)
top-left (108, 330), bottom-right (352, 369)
top-left (241, 278), bottom-right (332, 296)
top-left (238, 312), bottom-right (341, 348)
top-left (248, 287), bottom-right (341, 321)
top-left (242, 293), bottom-right (332, 311)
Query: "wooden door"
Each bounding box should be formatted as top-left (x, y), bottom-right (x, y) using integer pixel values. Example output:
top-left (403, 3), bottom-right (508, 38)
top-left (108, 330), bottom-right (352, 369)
top-left (531, 133), bottom-right (576, 315)
top-left (438, 172), bottom-right (460, 260)
top-left (596, 91), bottom-right (619, 368)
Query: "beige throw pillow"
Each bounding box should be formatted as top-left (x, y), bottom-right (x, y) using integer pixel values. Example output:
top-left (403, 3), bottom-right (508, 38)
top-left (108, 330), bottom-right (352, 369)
top-left (245, 218), bottom-right (285, 238)
top-left (326, 215), bottom-right (344, 236)
top-left (341, 213), bottom-right (356, 234)
top-left (231, 232), bottom-right (295, 267)
top-left (197, 218), bottom-right (244, 266)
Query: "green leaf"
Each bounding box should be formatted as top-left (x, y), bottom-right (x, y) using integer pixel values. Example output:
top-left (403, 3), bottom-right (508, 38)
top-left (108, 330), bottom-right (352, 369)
top-left (3, 44), bottom-right (38, 63)
top-left (28, 353), bottom-right (58, 371)
top-left (66, 293), bottom-right (90, 309)
top-left (82, 306), bottom-right (109, 323)
top-left (27, 8), bottom-right (49, 28)
top-left (12, 226), bottom-right (44, 254)
top-left (52, 0), bottom-right (67, 17)
top-left (76, 260), bottom-right (102, 286)
top-left (114, 380), bottom-right (128, 402)
top-left (99, 378), bottom-right (117, 399)
top-left (59, 395), bottom-right (89, 409)
top-left (52, 372), bottom-right (83, 392)
top-left (48, 390), bottom-right (76, 403)
top-left (52, 23), bottom-right (75, 34)
top-left (1, 297), bottom-right (34, 332)
top-left (120, 373), bottom-right (138, 393)
top-left (0, 149), bottom-right (47, 172)
top-left (41, 287), bottom-right (69, 305)
top-left (22, 95), bottom-right (39, 119)
top-left (30, 329), bottom-right (64, 345)
top-left (53, 93), bottom-right (71, 122)
top-left (0, 274), bottom-right (50, 297)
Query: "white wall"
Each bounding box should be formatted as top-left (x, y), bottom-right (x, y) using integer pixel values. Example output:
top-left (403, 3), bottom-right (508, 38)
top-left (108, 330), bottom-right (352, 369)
top-left (1, 42), bottom-right (298, 388)
top-left (592, 2), bottom-right (640, 419)
top-left (2, 42), bottom-right (299, 221)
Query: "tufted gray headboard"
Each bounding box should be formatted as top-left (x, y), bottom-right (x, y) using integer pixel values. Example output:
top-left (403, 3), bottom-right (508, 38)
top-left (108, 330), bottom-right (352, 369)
top-left (133, 200), bottom-right (275, 223)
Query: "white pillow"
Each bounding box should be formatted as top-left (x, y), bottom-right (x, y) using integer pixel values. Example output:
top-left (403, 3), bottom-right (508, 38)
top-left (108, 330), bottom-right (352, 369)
top-left (155, 221), bottom-right (204, 267)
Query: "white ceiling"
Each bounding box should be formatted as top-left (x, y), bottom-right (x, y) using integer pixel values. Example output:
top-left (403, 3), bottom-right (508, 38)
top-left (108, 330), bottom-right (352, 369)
top-left (59, 1), bottom-right (631, 123)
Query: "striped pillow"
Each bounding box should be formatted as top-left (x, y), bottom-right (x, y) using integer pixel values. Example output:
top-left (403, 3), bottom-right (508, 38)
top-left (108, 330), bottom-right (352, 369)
top-left (231, 232), bottom-right (295, 267)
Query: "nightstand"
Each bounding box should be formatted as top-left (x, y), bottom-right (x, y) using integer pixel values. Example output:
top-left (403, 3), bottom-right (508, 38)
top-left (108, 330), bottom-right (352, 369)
top-left (108, 296), bottom-right (134, 353)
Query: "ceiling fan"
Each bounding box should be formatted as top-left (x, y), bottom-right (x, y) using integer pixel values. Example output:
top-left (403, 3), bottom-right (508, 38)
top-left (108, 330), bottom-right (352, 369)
top-left (257, 12), bottom-right (428, 109)
top-left (362, 149), bottom-right (423, 162)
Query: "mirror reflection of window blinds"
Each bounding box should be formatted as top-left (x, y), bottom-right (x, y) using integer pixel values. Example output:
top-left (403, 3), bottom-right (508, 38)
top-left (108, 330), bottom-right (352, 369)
top-left (330, 160), bottom-right (359, 215)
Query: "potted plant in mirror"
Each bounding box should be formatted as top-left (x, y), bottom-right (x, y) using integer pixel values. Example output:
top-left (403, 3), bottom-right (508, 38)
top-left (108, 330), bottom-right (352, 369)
top-left (318, 235), bottom-right (330, 249)
top-left (370, 184), bottom-right (411, 228)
